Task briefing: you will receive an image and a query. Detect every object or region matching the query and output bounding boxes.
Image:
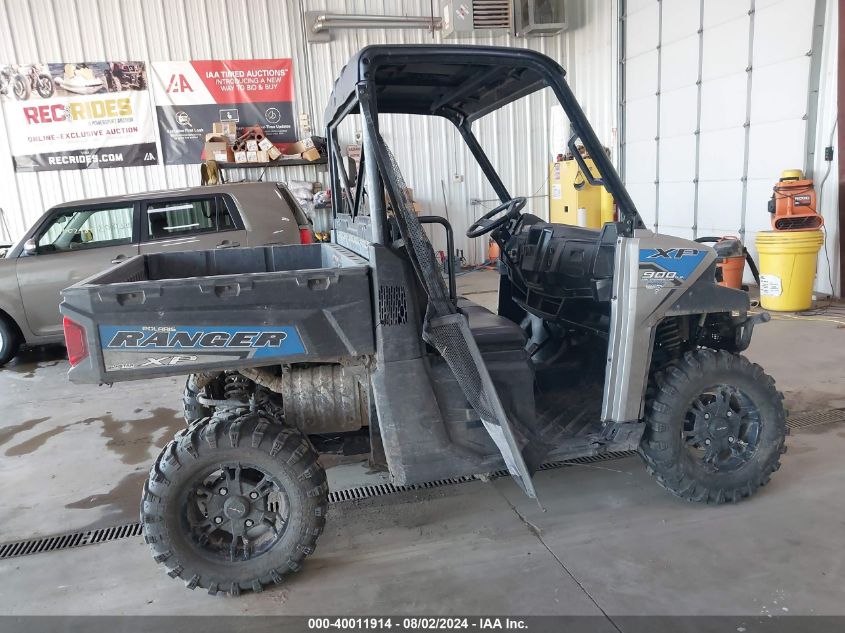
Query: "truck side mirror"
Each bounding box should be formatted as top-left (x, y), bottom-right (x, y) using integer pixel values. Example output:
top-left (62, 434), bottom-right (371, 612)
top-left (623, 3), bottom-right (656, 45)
top-left (23, 238), bottom-right (37, 255)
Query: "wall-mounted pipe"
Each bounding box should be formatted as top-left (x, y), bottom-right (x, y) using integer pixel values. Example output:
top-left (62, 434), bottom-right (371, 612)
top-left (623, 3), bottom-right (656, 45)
top-left (306, 12), bottom-right (442, 42)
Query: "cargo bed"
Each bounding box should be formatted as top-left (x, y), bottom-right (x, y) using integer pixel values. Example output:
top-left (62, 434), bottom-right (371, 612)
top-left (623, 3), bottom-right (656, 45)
top-left (60, 243), bottom-right (375, 384)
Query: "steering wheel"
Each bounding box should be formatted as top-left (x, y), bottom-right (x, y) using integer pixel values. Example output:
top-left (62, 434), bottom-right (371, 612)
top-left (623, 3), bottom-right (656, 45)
top-left (465, 197), bottom-right (527, 239)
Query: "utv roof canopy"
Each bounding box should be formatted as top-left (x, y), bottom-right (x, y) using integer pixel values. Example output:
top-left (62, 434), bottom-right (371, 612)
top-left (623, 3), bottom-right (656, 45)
top-left (324, 45), bottom-right (560, 125)
top-left (325, 44), bottom-right (644, 236)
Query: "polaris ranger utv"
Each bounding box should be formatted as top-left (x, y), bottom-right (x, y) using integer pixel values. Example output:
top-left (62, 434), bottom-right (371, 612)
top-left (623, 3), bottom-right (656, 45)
top-left (60, 45), bottom-right (786, 596)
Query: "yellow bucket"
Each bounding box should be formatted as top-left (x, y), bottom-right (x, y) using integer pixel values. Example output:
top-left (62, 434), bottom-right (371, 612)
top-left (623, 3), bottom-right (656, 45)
top-left (755, 230), bottom-right (824, 311)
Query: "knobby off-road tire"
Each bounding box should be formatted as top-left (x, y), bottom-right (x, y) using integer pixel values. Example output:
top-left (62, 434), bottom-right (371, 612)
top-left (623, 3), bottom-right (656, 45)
top-left (182, 374), bottom-right (218, 425)
top-left (141, 412), bottom-right (328, 595)
top-left (639, 349), bottom-right (787, 504)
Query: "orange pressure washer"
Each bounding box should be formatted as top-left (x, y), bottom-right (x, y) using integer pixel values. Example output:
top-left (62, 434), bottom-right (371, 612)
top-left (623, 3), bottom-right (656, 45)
top-left (767, 169), bottom-right (823, 231)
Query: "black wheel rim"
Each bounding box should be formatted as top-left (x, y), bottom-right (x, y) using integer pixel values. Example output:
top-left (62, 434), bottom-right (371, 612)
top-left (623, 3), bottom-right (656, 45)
top-left (182, 462), bottom-right (290, 562)
top-left (682, 385), bottom-right (762, 472)
top-left (13, 79), bottom-right (26, 99)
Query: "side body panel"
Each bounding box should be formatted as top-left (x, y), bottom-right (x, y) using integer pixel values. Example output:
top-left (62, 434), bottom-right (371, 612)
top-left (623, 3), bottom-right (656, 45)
top-left (367, 244), bottom-right (493, 484)
top-left (602, 230), bottom-right (749, 423)
top-left (17, 243), bottom-right (139, 337)
top-left (231, 184), bottom-right (304, 247)
top-left (0, 258), bottom-right (30, 340)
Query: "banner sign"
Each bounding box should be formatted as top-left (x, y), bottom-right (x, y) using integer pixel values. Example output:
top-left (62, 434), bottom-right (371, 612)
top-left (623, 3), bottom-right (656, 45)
top-left (0, 62), bottom-right (157, 171)
top-left (151, 59), bottom-right (296, 165)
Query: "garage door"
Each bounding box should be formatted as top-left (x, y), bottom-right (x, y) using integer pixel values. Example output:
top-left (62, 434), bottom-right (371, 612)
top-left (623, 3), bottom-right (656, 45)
top-left (622, 0), bottom-right (821, 254)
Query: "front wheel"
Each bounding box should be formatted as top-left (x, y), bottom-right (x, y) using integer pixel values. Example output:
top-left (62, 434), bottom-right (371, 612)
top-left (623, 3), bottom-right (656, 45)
top-left (12, 74), bottom-right (30, 100)
top-left (141, 412), bottom-right (328, 595)
top-left (639, 349), bottom-right (787, 504)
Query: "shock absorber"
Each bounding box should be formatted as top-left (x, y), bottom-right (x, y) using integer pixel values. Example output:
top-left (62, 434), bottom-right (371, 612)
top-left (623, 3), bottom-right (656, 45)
top-left (653, 317), bottom-right (684, 368)
top-left (218, 371), bottom-right (254, 411)
top-left (223, 371), bottom-right (252, 403)
top-left (195, 371), bottom-right (254, 412)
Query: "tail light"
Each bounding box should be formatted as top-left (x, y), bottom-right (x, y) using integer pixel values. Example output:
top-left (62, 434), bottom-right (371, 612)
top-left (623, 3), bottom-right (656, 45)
top-left (299, 225), bottom-right (314, 244)
top-left (63, 317), bottom-right (88, 367)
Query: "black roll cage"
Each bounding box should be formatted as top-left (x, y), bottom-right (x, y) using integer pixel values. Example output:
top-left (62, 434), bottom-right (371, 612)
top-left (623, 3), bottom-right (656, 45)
top-left (325, 45), bottom-right (644, 243)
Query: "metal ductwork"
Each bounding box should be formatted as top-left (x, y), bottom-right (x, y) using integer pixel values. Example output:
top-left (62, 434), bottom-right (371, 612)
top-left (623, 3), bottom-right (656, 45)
top-left (306, 12), bottom-right (442, 42)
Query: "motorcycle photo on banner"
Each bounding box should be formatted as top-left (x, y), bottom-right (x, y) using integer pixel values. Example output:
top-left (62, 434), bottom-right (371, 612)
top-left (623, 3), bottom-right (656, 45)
top-left (0, 61), bottom-right (158, 171)
top-left (151, 59), bottom-right (296, 165)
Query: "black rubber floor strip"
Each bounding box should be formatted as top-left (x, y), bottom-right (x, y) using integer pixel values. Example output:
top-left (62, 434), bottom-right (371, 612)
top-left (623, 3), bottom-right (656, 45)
top-left (0, 522), bottom-right (143, 560)
top-left (785, 407), bottom-right (845, 429)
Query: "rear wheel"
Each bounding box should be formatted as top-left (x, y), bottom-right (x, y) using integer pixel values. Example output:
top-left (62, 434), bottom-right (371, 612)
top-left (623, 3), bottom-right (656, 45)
top-left (0, 317), bottom-right (21, 367)
top-left (35, 73), bottom-right (54, 98)
top-left (639, 349), bottom-right (787, 504)
top-left (141, 412), bottom-right (328, 595)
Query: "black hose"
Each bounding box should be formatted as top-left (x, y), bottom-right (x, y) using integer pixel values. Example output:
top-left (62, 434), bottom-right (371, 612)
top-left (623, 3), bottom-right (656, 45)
top-left (694, 237), bottom-right (759, 285)
top-left (744, 250), bottom-right (760, 285)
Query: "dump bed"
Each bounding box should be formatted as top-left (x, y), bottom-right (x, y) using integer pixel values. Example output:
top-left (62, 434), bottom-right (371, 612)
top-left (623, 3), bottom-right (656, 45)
top-left (60, 243), bottom-right (374, 384)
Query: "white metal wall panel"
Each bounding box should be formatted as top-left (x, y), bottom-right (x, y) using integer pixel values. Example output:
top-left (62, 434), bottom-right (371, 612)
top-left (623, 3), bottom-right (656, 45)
top-left (694, 3), bottom-right (749, 240)
top-left (624, 0), bottom-right (839, 294)
top-left (702, 0), bottom-right (751, 28)
top-left (660, 0), bottom-right (699, 42)
top-left (622, 0), bottom-right (659, 229)
top-left (0, 0), bottom-right (618, 265)
top-left (655, 0), bottom-right (699, 240)
top-left (743, 0), bottom-right (816, 265)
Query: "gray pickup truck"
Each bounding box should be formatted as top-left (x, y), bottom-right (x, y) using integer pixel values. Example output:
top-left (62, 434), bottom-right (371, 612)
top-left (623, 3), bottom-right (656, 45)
top-left (0, 181), bottom-right (311, 366)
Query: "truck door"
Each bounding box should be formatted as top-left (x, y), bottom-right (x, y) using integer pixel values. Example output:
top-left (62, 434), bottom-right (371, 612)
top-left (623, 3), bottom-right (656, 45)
top-left (16, 204), bottom-right (138, 337)
top-left (139, 195), bottom-right (247, 254)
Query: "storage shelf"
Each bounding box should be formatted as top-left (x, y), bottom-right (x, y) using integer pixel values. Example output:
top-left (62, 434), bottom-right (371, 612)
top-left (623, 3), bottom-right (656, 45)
top-left (217, 157), bottom-right (327, 169)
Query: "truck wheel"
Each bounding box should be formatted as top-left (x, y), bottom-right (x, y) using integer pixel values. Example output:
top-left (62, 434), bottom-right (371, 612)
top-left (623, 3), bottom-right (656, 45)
top-left (141, 412), bottom-right (328, 595)
top-left (183, 374), bottom-right (220, 425)
top-left (639, 349), bottom-right (787, 504)
top-left (0, 317), bottom-right (21, 367)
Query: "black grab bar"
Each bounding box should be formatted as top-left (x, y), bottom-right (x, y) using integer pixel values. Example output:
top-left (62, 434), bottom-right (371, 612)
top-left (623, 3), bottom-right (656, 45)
top-left (418, 215), bottom-right (457, 303)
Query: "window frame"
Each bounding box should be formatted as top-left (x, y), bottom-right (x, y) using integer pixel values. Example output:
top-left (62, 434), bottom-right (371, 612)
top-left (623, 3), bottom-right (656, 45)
top-left (27, 202), bottom-right (140, 256)
top-left (217, 194), bottom-right (245, 232)
top-left (140, 194), bottom-right (243, 242)
top-left (277, 184), bottom-right (311, 226)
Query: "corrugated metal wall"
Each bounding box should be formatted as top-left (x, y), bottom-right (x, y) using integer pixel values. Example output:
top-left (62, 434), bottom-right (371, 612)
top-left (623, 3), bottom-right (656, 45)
top-left (0, 0), bottom-right (617, 264)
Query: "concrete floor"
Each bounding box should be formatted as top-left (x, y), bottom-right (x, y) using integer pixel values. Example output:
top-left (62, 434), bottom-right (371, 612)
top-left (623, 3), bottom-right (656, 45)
top-left (1, 270), bottom-right (844, 617)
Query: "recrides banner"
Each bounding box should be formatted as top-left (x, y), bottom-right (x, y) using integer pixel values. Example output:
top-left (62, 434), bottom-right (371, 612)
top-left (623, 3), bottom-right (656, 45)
top-left (151, 59), bottom-right (296, 165)
top-left (0, 62), bottom-right (157, 171)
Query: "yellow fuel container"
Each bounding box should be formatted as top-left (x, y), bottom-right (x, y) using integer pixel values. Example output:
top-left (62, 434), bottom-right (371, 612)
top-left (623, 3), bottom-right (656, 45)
top-left (549, 158), bottom-right (613, 228)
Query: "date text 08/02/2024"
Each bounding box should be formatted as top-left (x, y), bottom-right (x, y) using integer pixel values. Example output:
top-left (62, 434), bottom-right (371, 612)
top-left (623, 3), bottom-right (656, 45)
top-left (307, 617), bottom-right (529, 630)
